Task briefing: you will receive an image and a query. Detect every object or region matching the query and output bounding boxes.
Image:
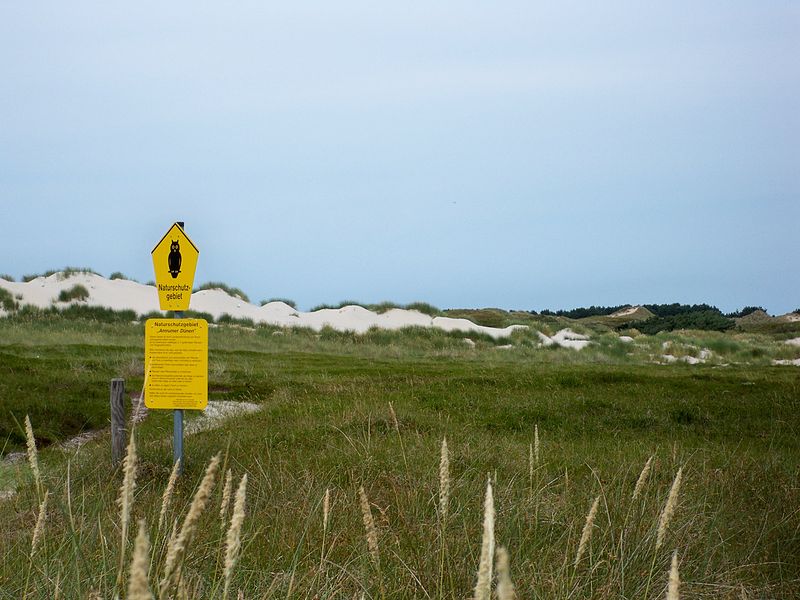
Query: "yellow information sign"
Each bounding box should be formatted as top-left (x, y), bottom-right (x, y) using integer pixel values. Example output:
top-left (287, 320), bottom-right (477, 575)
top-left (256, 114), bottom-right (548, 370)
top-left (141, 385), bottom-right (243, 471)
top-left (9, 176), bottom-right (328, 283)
top-left (151, 223), bottom-right (199, 311)
top-left (144, 319), bottom-right (208, 410)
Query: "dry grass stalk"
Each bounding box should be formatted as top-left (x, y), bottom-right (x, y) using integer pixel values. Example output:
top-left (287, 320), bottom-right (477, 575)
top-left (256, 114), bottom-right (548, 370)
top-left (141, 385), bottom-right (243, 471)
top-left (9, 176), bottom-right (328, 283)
top-left (117, 430), bottom-right (137, 560)
top-left (534, 424), bottom-right (540, 465)
top-left (495, 546), bottom-right (515, 600)
top-left (158, 459), bottom-right (181, 531)
top-left (666, 550), bottom-right (680, 599)
top-left (574, 495), bottom-right (600, 568)
top-left (439, 437), bottom-right (450, 522)
top-left (128, 519), bottom-right (153, 600)
top-left (323, 487), bottom-right (331, 532)
top-left (160, 452), bottom-right (221, 595)
top-left (30, 489), bottom-right (49, 557)
top-left (117, 429), bottom-right (138, 586)
top-left (220, 468), bottom-right (233, 528)
top-left (24, 415), bottom-right (41, 495)
top-left (358, 486), bottom-right (380, 568)
top-left (656, 467), bottom-right (683, 550)
top-left (238, 590), bottom-right (244, 600)
top-left (388, 402), bottom-right (399, 431)
top-left (633, 455), bottom-right (654, 500)
top-left (223, 473), bottom-right (248, 600)
top-left (528, 443), bottom-right (534, 486)
top-left (473, 478), bottom-right (495, 600)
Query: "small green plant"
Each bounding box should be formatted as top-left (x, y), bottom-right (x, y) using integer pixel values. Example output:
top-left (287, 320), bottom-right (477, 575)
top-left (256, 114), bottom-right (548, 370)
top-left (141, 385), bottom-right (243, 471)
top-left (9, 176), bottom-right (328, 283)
top-left (0, 273), bottom-right (14, 282)
top-left (194, 282), bottom-right (250, 303)
top-left (109, 272), bottom-right (127, 280)
top-left (57, 284), bottom-right (90, 303)
top-left (261, 298), bottom-right (297, 308)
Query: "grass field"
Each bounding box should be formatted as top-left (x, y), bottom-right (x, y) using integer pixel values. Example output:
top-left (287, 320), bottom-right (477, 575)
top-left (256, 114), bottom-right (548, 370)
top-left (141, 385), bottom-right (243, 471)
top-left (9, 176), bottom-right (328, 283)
top-left (1, 314), bottom-right (799, 598)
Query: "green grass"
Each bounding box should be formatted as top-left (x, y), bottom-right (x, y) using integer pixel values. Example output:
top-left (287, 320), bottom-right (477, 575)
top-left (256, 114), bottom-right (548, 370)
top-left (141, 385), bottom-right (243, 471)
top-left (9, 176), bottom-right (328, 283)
top-left (0, 317), bottom-right (799, 598)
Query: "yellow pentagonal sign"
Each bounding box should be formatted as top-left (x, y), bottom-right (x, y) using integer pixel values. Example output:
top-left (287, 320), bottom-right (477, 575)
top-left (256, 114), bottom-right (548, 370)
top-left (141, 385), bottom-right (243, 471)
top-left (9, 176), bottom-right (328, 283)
top-left (151, 223), bottom-right (199, 311)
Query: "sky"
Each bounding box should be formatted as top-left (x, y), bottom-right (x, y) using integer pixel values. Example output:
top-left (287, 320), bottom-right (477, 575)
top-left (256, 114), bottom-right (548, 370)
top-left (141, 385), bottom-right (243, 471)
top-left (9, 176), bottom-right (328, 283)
top-left (1, 2), bottom-right (798, 313)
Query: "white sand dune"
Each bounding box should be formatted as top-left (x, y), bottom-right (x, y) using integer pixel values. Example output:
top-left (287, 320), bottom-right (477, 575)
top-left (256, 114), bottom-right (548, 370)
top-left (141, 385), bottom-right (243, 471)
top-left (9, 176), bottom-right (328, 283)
top-left (0, 272), bottom-right (601, 347)
top-left (0, 272), bottom-right (531, 340)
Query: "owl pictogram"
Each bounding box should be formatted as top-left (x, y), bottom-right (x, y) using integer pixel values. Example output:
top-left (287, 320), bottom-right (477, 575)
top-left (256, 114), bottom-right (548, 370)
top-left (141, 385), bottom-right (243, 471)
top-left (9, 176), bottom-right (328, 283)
top-left (168, 240), bottom-right (182, 278)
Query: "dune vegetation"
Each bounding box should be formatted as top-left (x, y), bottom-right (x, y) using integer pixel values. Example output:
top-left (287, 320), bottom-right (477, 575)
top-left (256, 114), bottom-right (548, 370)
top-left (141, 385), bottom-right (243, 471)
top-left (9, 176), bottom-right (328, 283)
top-left (0, 311), bottom-right (798, 598)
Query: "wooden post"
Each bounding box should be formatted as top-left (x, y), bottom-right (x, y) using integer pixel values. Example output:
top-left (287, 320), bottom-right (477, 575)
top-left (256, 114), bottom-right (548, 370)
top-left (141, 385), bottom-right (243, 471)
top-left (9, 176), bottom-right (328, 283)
top-left (110, 378), bottom-right (126, 466)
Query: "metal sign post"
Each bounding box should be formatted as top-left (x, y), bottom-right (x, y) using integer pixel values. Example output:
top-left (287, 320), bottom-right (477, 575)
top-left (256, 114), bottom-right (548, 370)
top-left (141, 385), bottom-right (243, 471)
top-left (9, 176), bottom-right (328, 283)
top-left (174, 309), bottom-right (184, 473)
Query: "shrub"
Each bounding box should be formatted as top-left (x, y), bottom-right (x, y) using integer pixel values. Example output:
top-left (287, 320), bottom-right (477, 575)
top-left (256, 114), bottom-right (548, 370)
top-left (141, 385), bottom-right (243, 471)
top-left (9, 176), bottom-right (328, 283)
top-left (0, 288), bottom-right (19, 312)
top-left (60, 266), bottom-right (98, 279)
top-left (637, 310), bottom-right (734, 334)
top-left (109, 271), bottom-right (127, 280)
top-left (57, 284), bottom-right (90, 303)
top-left (726, 306), bottom-right (768, 318)
top-left (261, 298), bottom-right (297, 308)
top-left (643, 303), bottom-right (723, 318)
top-left (403, 302), bottom-right (441, 316)
top-left (194, 281), bottom-right (250, 303)
top-left (541, 305), bottom-right (629, 319)
top-left (0, 274), bottom-right (14, 282)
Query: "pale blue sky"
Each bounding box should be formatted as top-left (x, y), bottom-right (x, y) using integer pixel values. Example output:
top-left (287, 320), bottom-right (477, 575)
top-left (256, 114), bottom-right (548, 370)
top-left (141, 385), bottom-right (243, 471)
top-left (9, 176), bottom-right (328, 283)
top-left (1, 2), bottom-right (798, 313)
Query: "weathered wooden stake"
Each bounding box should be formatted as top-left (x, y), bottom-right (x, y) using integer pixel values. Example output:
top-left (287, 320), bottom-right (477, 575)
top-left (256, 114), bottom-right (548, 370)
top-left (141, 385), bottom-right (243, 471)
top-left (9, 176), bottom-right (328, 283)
top-left (110, 378), bottom-right (126, 466)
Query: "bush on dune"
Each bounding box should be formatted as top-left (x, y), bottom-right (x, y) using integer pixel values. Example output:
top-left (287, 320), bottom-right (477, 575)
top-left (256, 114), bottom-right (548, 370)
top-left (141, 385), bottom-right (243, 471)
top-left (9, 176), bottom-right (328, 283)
top-left (260, 298), bottom-right (297, 308)
top-left (57, 284), bottom-right (90, 303)
top-left (194, 281), bottom-right (250, 303)
top-left (0, 288), bottom-right (19, 312)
